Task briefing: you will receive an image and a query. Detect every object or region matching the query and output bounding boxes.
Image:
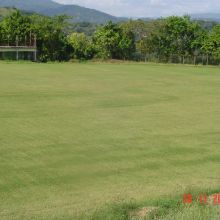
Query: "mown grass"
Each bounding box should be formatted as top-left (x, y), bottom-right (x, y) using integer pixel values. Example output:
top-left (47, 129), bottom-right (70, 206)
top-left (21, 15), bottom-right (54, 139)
top-left (0, 62), bottom-right (220, 219)
top-left (76, 187), bottom-right (220, 220)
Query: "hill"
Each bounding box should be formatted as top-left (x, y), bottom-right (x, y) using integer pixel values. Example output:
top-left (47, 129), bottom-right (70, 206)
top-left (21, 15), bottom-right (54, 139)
top-left (0, 0), bottom-right (125, 23)
top-left (0, 7), bottom-right (16, 18)
top-left (0, 7), bottom-right (32, 19)
top-left (191, 13), bottom-right (220, 22)
top-left (0, 0), bottom-right (219, 24)
top-left (41, 5), bottom-right (123, 23)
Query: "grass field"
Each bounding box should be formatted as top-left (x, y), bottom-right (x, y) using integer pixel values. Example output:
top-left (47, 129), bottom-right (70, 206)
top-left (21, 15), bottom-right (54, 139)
top-left (0, 62), bottom-right (220, 219)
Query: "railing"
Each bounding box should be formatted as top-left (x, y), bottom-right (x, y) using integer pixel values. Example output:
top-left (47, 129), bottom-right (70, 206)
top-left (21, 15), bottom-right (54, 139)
top-left (0, 35), bottom-right (37, 61)
top-left (0, 42), bottom-right (36, 47)
top-left (0, 45), bottom-right (36, 49)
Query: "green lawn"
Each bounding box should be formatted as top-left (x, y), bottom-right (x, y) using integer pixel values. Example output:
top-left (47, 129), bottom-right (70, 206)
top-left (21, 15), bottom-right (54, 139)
top-left (0, 62), bottom-right (220, 219)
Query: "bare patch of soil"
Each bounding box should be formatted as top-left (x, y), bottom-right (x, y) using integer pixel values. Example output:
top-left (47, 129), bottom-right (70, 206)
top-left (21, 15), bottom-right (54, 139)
top-left (129, 206), bottom-right (158, 220)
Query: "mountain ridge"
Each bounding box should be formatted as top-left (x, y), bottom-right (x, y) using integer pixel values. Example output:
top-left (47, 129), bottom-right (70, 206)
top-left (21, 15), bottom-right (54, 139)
top-left (0, 0), bottom-right (126, 23)
top-left (191, 13), bottom-right (220, 22)
top-left (0, 0), bottom-right (219, 23)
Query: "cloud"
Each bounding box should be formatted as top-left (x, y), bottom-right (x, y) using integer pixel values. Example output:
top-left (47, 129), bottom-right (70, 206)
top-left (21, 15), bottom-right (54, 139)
top-left (54, 0), bottom-right (220, 17)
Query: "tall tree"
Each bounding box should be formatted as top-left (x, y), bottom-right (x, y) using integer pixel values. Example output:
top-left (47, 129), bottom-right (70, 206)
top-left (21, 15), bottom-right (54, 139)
top-left (67, 32), bottom-right (94, 59)
top-left (30, 14), bottom-right (70, 62)
top-left (1, 10), bottom-right (31, 45)
top-left (93, 22), bottom-right (135, 60)
top-left (211, 25), bottom-right (220, 61)
top-left (201, 25), bottom-right (220, 65)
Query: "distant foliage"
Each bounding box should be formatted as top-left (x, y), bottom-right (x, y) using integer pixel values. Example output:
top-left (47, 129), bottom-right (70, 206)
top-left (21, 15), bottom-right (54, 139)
top-left (30, 14), bottom-right (70, 62)
top-left (0, 10), bottom-right (220, 64)
top-left (133, 16), bottom-right (220, 64)
top-left (67, 33), bottom-right (94, 60)
top-left (0, 10), bottom-right (70, 62)
top-left (93, 22), bottom-right (135, 60)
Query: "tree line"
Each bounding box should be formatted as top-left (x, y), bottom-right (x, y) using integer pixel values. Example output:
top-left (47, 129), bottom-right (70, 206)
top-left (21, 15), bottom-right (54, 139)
top-left (0, 10), bottom-right (220, 65)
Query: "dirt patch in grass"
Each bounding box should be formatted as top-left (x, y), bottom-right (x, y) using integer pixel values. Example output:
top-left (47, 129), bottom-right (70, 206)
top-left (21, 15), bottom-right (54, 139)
top-left (129, 206), bottom-right (158, 220)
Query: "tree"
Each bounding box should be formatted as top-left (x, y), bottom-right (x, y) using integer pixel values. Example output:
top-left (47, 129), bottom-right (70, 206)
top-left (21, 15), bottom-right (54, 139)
top-left (161, 16), bottom-right (202, 63)
top-left (93, 21), bottom-right (135, 60)
top-left (0, 11), bottom-right (70, 62)
top-left (136, 19), bottom-right (166, 62)
top-left (211, 25), bottom-right (220, 61)
top-left (93, 22), bottom-right (121, 59)
top-left (1, 10), bottom-right (31, 45)
top-left (118, 25), bottom-right (135, 60)
top-left (201, 25), bottom-right (220, 65)
top-left (190, 27), bottom-right (207, 64)
top-left (136, 17), bottom-right (206, 64)
top-left (0, 10), bottom-right (219, 65)
top-left (30, 14), bottom-right (70, 62)
top-left (0, 22), bottom-right (3, 44)
top-left (67, 32), bottom-right (94, 60)
top-left (137, 38), bottom-right (150, 62)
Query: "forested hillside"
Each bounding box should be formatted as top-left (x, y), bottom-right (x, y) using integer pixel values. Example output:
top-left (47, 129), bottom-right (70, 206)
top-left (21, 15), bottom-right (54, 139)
top-left (0, 7), bottom-right (16, 18)
top-left (0, 0), bottom-right (124, 23)
top-left (192, 13), bottom-right (220, 22)
top-left (1, 0), bottom-right (219, 24)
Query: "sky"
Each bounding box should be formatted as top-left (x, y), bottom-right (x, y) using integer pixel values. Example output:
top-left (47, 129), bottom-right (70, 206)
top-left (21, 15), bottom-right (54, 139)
top-left (54, 0), bottom-right (220, 17)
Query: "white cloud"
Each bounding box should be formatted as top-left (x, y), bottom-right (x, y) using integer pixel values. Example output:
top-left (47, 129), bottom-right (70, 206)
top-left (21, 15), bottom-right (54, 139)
top-left (53, 0), bottom-right (220, 17)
